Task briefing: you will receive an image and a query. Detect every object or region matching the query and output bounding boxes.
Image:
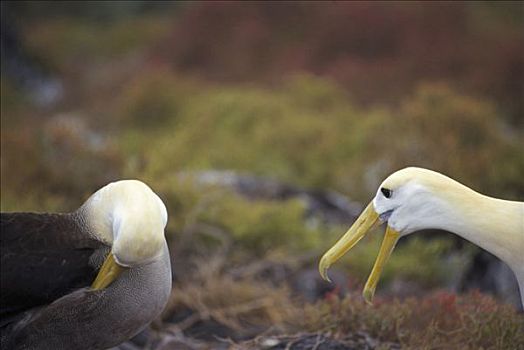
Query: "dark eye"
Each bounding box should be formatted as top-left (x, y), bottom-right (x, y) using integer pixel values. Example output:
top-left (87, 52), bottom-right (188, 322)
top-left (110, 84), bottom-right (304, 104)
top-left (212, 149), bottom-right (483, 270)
top-left (381, 187), bottom-right (392, 198)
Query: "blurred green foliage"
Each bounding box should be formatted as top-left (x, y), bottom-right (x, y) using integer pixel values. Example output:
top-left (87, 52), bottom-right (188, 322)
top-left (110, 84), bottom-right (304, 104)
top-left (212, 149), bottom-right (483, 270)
top-left (375, 84), bottom-right (524, 198)
top-left (116, 72), bottom-right (523, 201)
top-left (154, 177), bottom-right (330, 257)
top-left (133, 173), bottom-right (468, 289)
top-left (203, 194), bottom-right (319, 254)
top-left (339, 233), bottom-right (468, 288)
top-left (2, 69), bottom-right (521, 288)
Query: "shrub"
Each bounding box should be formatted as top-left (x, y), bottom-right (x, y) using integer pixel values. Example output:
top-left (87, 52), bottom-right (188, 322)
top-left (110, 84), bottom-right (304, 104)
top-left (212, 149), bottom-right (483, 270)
top-left (158, 2), bottom-right (523, 124)
top-left (296, 291), bottom-right (524, 349)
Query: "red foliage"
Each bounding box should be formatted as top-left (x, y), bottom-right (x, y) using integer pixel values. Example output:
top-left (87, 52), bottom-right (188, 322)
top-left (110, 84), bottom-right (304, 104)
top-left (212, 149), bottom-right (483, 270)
top-left (302, 289), bottom-right (524, 349)
top-left (155, 2), bottom-right (523, 123)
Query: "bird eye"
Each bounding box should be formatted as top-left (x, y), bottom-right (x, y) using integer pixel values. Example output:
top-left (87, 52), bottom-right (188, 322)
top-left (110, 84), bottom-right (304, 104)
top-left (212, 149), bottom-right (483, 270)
top-left (381, 187), bottom-right (392, 198)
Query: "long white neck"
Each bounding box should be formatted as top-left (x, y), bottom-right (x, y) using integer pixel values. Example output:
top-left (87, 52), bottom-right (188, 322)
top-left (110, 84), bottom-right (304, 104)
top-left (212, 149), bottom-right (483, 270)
top-left (438, 189), bottom-right (524, 306)
top-left (443, 191), bottom-right (523, 272)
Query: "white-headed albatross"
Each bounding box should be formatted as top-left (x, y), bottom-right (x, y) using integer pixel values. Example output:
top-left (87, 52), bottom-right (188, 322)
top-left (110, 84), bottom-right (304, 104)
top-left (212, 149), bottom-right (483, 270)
top-left (0, 180), bottom-right (172, 350)
top-left (319, 167), bottom-right (524, 306)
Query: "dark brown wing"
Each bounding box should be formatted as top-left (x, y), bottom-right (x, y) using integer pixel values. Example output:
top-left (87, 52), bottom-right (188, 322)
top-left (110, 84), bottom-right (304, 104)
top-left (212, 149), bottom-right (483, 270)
top-left (2, 288), bottom-right (108, 349)
top-left (0, 212), bottom-right (106, 323)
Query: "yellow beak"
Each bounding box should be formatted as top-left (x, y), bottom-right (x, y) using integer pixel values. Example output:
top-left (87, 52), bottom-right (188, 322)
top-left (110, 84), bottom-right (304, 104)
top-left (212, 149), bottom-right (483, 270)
top-left (91, 253), bottom-right (127, 290)
top-left (318, 201), bottom-right (400, 304)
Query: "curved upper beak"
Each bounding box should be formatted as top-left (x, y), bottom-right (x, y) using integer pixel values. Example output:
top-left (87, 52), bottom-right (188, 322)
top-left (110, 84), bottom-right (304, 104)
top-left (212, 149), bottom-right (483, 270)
top-left (91, 253), bottom-right (127, 290)
top-left (318, 201), bottom-right (400, 304)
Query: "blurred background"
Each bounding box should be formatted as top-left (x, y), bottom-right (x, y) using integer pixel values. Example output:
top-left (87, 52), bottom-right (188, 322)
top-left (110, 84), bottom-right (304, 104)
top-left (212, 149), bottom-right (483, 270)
top-left (1, 2), bottom-right (523, 349)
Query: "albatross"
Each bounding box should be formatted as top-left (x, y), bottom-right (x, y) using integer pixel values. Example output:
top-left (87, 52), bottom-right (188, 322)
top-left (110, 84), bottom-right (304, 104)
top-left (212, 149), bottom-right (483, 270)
top-left (0, 180), bottom-right (172, 350)
top-left (319, 167), bottom-right (524, 306)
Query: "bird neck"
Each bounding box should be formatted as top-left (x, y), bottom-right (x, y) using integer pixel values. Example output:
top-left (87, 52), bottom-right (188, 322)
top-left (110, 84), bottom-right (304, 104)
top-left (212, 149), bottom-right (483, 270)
top-left (444, 189), bottom-right (524, 273)
top-left (76, 194), bottom-right (114, 245)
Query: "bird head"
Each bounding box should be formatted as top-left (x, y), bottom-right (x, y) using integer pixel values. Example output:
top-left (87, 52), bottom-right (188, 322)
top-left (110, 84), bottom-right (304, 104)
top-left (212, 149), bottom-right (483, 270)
top-left (373, 167), bottom-right (455, 234)
top-left (81, 180), bottom-right (168, 290)
top-left (319, 167), bottom-right (459, 303)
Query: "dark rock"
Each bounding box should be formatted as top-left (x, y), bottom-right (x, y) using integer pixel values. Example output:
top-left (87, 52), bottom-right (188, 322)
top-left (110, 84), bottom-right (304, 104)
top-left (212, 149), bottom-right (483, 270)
top-left (460, 251), bottom-right (522, 310)
top-left (1, 2), bottom-right (63, 107)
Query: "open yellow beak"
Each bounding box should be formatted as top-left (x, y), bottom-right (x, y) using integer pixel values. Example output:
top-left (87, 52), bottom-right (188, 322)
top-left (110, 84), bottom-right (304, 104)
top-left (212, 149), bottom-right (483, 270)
top-left (91, 253), bottom-right (127, 290)
top-left (318, 201), bottom-right (400, 304)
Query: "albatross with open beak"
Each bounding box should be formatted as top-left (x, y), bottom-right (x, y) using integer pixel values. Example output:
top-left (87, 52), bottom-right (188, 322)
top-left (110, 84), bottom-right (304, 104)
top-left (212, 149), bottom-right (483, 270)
top-left (1, 180), bottom-right (171, 350)
top-left (319, 167), bottom-right (524, 306)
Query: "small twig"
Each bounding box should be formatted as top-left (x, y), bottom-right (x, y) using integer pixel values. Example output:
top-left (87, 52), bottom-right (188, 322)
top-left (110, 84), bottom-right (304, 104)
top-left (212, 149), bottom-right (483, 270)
top-left (311, 333), bottom-right (326, 350)
top-left (284, 334), bottom-right (302, 350)
top-left (170, 313), bottom-right (202, 331)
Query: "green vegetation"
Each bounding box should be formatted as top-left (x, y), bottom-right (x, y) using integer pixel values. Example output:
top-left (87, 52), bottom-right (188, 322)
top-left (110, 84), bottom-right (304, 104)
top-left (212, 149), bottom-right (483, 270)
top-left (115, 73), bottom-right (523, 202)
